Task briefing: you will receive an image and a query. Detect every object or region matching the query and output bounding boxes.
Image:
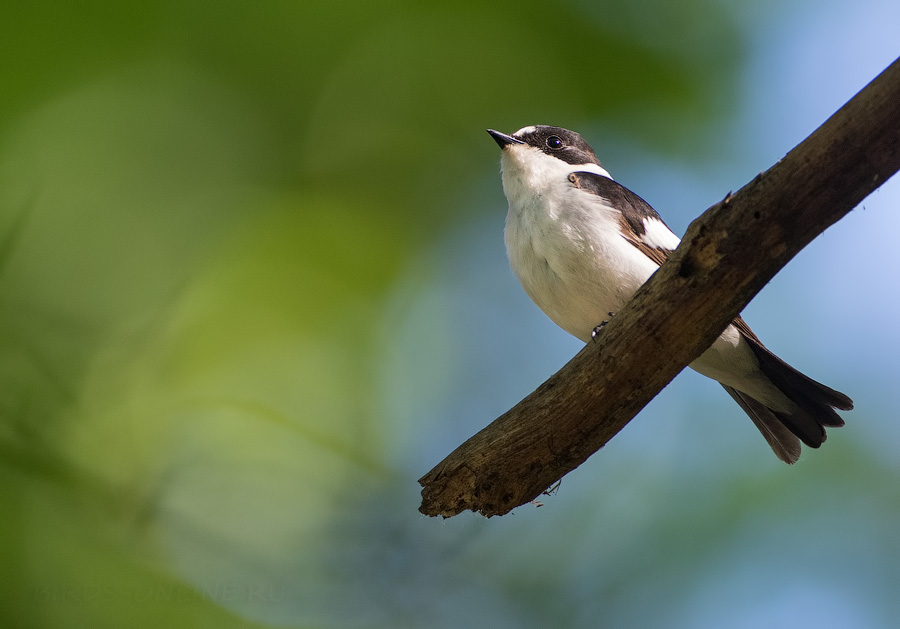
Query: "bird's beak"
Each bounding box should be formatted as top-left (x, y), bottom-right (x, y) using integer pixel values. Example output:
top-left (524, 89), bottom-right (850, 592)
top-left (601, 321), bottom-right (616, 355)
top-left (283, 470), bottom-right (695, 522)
top-left (487, 129), bottom-right (525, 149)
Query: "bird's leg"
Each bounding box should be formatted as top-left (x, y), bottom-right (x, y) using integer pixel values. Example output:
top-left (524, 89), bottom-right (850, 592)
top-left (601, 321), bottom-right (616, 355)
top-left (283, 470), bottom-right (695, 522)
top-left (591, 312), bottom-right (615, 339)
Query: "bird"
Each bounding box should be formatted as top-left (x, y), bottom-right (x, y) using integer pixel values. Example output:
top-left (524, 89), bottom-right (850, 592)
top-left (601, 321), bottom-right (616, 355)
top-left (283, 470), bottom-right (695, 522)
top-left (487, 124), bottom-right (852, 463)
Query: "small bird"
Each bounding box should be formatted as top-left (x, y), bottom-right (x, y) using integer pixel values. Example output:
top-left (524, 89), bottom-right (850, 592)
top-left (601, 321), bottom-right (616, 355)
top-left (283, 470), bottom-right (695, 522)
top-left (487, 125), bottom-right (852, 463)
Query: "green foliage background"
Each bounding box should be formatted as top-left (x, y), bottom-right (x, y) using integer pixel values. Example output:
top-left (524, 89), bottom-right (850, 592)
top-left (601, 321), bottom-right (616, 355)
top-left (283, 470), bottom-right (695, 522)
top-left (1, 2), bottom-right (898, 627)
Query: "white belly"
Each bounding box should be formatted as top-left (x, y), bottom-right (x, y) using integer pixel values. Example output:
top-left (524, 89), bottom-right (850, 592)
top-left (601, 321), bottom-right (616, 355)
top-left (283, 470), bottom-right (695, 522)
top-left (504, 188), bottom-right (793, 412)
top-left (504, 181), bottom-right (658, 342)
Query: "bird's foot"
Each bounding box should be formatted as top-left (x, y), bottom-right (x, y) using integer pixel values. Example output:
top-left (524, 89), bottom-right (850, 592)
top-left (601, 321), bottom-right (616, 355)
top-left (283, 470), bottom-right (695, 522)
top-left (591, 312), bottom-right (615, 339)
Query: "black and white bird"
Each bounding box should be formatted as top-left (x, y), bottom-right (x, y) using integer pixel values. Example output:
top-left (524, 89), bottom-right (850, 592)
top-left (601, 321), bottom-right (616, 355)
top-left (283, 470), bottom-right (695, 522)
top-left (487, 124), bottom-right (852, 463)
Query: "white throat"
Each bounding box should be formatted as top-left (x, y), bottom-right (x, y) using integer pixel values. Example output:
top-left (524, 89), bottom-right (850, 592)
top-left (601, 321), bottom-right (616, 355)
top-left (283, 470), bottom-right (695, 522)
top-left (500, 145), bottom-right (611, 202)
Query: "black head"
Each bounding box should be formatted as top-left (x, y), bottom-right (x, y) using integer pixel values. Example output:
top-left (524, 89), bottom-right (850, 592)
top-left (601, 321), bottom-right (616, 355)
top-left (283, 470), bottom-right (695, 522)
top-left (487, 125), bottom-right (602, 167)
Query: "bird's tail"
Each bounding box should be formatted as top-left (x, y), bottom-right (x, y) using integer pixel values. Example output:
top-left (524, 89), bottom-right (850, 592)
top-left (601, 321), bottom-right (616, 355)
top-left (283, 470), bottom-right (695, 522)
top-left (723, 339), bottom-right (853, 464)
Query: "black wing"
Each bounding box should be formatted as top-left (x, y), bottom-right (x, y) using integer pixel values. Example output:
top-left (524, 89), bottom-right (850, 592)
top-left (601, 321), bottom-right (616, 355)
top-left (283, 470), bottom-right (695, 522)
top-left (567, 171), bottom-right (674, 266)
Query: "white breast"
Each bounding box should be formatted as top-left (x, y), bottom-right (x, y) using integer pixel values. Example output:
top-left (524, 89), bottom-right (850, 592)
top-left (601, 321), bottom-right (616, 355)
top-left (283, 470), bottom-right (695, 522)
top-left (500, 146), bottom-right (660, 341)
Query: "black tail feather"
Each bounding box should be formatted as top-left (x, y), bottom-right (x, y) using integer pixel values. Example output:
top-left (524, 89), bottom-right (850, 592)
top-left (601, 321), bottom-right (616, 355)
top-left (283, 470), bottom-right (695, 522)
top-left (746, 340), bottom-right (850, 448)
top-left (722, 385), bottom-right (802, 464)
top-left (729, 319), bottom-right (852, 462)
top-left (746, 340), bottom-right (853, 413)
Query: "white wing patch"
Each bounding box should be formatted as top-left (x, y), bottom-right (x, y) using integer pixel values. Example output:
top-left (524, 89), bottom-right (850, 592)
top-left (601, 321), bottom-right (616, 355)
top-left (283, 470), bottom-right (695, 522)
top-left (641, 217), bottom-right (681, 250)
top-left (576, 162), bottom-right (614, 179)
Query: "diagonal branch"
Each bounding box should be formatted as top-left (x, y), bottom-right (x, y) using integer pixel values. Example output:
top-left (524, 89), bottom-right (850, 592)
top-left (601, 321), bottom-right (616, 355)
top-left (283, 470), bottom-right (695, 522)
top-left (419, 56), bottom-right (900, 518)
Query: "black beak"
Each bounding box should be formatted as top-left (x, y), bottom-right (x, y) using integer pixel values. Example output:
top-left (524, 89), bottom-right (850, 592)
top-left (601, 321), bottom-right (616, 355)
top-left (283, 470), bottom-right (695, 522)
top-left (487, 129), bottom-right (525, 149)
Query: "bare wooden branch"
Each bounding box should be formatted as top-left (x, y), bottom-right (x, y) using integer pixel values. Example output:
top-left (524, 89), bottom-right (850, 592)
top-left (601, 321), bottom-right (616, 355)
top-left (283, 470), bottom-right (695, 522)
top-left (419, 57), bottom-right (900, 518)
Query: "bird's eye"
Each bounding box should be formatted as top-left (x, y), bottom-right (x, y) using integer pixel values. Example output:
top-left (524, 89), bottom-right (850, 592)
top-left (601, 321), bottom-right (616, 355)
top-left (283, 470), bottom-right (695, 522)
top-left (546, 135), bottom-right (564, 149)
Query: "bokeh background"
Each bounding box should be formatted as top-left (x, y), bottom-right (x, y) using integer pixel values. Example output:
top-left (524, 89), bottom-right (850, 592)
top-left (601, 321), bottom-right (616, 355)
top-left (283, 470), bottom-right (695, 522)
top-left (1, 1), bottom-right (898, 627)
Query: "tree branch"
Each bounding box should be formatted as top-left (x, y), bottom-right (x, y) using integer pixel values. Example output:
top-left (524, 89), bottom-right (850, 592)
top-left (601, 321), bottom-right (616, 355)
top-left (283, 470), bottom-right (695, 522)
top-left (419, 57), bottom-right (900, 518)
